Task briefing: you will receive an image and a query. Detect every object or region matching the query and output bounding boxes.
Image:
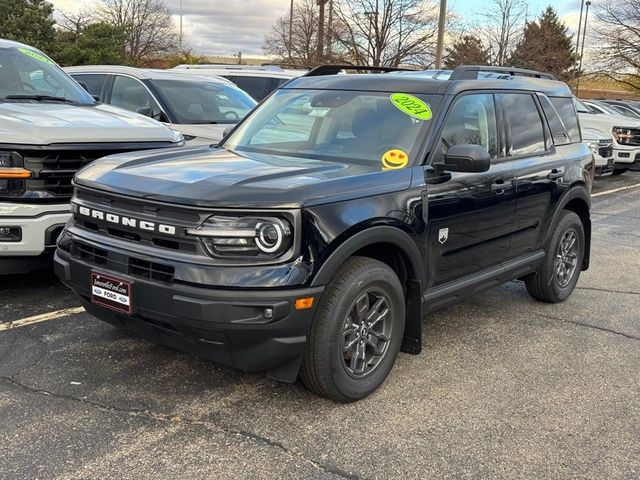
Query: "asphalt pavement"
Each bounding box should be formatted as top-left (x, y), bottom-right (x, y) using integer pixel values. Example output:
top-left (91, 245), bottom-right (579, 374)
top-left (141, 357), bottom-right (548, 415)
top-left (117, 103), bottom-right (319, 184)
top-left (1, 173), bottom-right (639, 480)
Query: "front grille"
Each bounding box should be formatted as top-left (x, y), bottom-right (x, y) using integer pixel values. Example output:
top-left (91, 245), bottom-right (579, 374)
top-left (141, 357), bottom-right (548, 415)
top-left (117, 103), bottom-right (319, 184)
top-left (5, 142), bottom-right (176, 201)
top-left (73, 188), bottom-right (206, 256)
top-left (129, 257), bottom-right (175, 283)
top-left (598, 140), bottom-right (613, 158)
top-left (72, 239), bottom-right (175, 284)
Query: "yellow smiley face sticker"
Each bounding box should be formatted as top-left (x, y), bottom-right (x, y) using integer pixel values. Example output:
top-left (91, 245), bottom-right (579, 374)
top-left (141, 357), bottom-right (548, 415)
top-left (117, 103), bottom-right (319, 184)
top-left (381, 149), bottom-right (409, 171)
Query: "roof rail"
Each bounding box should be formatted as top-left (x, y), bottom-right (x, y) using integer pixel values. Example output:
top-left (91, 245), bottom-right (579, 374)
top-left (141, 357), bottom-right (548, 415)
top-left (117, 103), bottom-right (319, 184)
top-left (450, 65), bottom-right (556, 80)
top-left (304, 64), bottom-right (414, 77)
top-left (173, 64), bottom-right (284, 72)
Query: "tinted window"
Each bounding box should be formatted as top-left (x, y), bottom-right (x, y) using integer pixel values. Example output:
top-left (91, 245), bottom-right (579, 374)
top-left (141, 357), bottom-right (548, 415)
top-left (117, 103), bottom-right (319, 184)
top-left (501, 93), bottom-right (546, 156)
top-left (441, 93), bottom-right (498, 158)
top-left (71, 74), bottom-right (107, 98)
top-left (229, 76), bottom-right (270, 100)
top-left (151, 79), bottom-right (256, 124)
top-left (550, 97), bottom-right (581, 142)
top-left (538, 95), bottom-right (570, 146)
top-left (110, 75), bottom-right (161, 119)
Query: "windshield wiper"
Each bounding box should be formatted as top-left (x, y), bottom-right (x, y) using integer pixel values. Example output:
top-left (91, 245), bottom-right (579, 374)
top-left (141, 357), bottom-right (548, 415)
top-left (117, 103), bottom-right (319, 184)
top-left (4, 94), bottom-right (76, 103)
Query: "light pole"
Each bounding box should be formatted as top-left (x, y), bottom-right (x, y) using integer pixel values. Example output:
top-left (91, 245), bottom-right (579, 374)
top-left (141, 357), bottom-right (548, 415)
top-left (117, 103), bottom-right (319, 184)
top-left (576, 0), bottom-right (591, 97)
top-left (316, 0), bottom-right (330, 62)
top-left (289, 0), bottom-right (294, 63)
top-left (179, 0), bottom-right (183, 48)
top-left (575, 0), bottom-right (585, 57)
top-left (434, 0), bottom-right (447, 69)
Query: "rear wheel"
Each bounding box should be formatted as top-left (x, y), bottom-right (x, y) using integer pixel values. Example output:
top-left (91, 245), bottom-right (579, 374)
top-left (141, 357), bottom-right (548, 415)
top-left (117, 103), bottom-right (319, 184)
top-left (525, 211), bottom-right (584, 303)
top-left (301, 256), bottom-right (405, 402)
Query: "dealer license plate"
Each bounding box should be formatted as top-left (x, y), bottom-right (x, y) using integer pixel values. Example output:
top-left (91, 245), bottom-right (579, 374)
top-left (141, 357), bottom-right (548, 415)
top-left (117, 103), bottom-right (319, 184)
top-left (91, 272), bottom-right (132, 315)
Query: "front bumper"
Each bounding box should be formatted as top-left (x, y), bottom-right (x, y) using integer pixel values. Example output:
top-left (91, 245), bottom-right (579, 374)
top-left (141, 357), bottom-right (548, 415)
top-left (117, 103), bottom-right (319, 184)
top-left (54, 248), bottom-right (324, 381)
top-left (613, 145), bottom-right (640, 165)
top-left (0, 202), bottom-right (70, 274)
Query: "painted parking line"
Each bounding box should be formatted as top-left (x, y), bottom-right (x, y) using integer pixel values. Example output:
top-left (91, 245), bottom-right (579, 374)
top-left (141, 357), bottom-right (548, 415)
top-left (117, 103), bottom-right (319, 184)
top-left (0, 306), bottom-right (85, 332)
top-left (593, 182), bottom-right (640, 197)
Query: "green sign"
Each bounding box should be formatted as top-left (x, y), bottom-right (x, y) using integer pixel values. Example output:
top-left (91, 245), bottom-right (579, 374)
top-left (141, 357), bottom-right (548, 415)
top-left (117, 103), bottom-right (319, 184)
top-left (17, 47), bottom-right (54, 65)
top-left (390, 93), bottom-right (432, 121)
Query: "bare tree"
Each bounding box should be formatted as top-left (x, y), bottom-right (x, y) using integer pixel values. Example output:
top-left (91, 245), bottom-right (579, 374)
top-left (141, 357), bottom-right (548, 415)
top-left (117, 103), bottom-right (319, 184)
top-left (592, 0), bottom-right (640, 92)
top-left (474, 0), bottom-right (527, 66)
top-left (57, 9), bottom-right (94, 40)
top-left (264, 0), bottom-right (319, 67)
top-left (332, 0), bottom-right (441, 67)
top-left (98, 0), bottom-right (179, 66)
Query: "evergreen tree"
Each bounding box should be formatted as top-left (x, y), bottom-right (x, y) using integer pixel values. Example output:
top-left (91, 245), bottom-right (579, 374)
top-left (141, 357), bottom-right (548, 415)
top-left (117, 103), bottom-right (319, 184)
top-left (509, 6), bottom-right (575, 80)
top-left (444, 36), bottom-right (491, 68)
top-left (0, 0), bottom-right (56, 51)
top-left (52, 23), bottom-right (128, 66)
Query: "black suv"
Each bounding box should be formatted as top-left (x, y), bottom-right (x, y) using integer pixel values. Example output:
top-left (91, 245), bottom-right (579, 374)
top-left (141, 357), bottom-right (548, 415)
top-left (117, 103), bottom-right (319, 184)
top-left (55, 65), bottom-right (593, 402)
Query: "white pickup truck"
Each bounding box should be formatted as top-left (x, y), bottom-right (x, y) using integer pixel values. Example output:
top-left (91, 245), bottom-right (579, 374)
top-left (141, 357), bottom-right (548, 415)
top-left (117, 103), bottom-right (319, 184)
top-left (576, 98), bottom-right (640, 175)
top-left (0, 39), bottom-right (183, 274)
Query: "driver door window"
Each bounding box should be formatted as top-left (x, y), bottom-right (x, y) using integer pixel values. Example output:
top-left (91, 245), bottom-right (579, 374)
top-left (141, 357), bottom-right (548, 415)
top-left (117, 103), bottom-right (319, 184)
top-left (110, 75), bottom-right (161, 119)
top-left (441, 93), bottom-right (499, 159)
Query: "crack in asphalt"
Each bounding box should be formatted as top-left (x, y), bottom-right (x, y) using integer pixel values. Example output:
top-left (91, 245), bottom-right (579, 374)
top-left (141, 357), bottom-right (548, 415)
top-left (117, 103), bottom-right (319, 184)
top-left (0, 376), bottom-right (363, 480)
top-left (535, 313), bottom-right (640, 342)
top-left (576, 286), bottom-right (640, 296)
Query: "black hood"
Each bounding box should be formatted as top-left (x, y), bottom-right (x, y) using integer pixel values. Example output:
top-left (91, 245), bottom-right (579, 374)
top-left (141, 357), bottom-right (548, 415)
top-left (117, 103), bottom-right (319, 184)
top-left (74, 146), bottom-right (413, 209)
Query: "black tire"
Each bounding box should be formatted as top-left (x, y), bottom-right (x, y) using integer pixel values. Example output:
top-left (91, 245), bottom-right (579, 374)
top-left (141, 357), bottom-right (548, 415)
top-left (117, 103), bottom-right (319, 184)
top-left (612, 168), bottom-right (628, 175)
top-left (525, 211), bottom-right (584, 303)
top-left (301, 256), bottom-right (405, 402)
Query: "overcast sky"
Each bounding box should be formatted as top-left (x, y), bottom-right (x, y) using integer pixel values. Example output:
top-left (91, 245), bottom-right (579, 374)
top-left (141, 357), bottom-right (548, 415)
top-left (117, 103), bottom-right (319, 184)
top-left (49, 0), bottom-right (587, 57)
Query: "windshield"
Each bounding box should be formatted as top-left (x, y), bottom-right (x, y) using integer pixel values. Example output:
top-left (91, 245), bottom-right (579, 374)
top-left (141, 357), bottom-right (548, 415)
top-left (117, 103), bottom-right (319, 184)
top-left (0, 46), bottom-right (94, 104)
top-left (574, 98), bottom-right (594, 114)
top-left (150, 79), bottom-right (256, 124)
top-left (223, 89), bottom-right (438, 166)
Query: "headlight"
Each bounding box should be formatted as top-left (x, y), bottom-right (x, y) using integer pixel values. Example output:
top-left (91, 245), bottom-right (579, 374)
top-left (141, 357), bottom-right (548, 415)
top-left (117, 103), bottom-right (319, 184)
top-left (584, 140), bottom-right (601, 156)
top-left (612, 127), bottom-right (633, 145)
top-left (0, 151), bottom-right (30, 196)
top-left (186, 215), bottom-right (293, 259)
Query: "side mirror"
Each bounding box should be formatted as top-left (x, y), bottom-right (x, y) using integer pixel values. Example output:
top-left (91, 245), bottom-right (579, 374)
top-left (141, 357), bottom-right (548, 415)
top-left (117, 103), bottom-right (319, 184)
top-left (136, 106), bottom-right (153, 117)
top-left (77, 81), bottom-right (89, 92)
top-left (222, 126), bottom-right (233, 138)
top-left (435, 144), bottom-right (491, 173)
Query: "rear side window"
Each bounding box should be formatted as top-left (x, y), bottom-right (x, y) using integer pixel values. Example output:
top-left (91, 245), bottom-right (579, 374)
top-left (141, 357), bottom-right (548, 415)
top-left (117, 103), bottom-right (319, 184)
top-left (550, 97), bottom-right (581, 142)
top-left (500, 93), bottom-right (546, 156)
top-left (538, 95), bottom-right (571, 146)
top-left (228, 76), bottom-right (270, 101)
top-left (71, 74), bottom-right (107, 99)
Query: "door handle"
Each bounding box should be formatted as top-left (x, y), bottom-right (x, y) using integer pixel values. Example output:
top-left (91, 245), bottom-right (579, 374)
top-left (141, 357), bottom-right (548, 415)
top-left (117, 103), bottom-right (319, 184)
top-left (547, 169), bottom-right (564, 180)
top-left (491, 179), bottom-right (512, 192)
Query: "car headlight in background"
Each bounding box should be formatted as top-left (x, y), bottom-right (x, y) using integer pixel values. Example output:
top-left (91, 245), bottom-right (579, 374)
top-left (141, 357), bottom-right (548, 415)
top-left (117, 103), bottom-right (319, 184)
top-left (584, 140), bottom-right (600, 156)
top-left (612, 127), bottom-right (634, 145)
top-left (0, 151), bottom-right (31, 179)
top-left (186, 215), bottom-right (293, 260)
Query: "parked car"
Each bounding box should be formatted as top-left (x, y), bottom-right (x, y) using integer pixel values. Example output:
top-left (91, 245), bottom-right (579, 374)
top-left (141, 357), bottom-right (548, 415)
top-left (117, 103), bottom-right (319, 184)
top-left (576, 97), bottom-right (640, 174)
top-left (65, 66), bottom-right (257, 145)
top-left (172, 65), bottom-right (302, 101)
top-left (582, 128), bottom-right (615, 176)
top-left (599, 99), bottom-right (640, 119)
top-left (0, 39), bottom-right (184, 275)
top-left (55, 64), bottom-right (592, 401)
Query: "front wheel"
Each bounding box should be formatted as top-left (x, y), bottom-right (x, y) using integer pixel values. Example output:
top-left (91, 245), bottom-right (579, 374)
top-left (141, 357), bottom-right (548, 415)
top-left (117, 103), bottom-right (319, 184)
top-left (301, 256), bottom-right (405, 402)
top-left (525, 211), bottom-right (584, 303)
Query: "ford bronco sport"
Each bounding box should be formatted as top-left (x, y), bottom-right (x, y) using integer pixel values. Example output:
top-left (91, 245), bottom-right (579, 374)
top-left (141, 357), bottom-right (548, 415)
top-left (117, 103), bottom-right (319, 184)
top-left (55, 65), bottom-right (593, 402)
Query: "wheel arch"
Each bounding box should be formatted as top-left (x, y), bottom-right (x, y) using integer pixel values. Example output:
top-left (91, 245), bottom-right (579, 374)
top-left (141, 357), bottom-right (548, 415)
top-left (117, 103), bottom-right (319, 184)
top-left (310, 225), bottom-right (424, 355)
top-left (547, 184), bottom-right (591, 270)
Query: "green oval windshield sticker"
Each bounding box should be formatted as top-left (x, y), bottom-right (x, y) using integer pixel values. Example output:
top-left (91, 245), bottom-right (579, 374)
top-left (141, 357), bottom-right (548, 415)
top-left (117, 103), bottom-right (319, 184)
top-left (390, 93), bottom-right (432, 121)
top-left (17, 47), bottom-right (54, 65)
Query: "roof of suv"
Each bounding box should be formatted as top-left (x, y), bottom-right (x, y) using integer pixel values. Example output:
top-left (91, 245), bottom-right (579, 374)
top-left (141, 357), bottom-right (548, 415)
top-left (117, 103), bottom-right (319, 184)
top-left (64, 65), bottom-right (234, 85)
top-left (171, 67), bottom-right (302, 80)
top-left (284, 71), bottom-right (573, 97)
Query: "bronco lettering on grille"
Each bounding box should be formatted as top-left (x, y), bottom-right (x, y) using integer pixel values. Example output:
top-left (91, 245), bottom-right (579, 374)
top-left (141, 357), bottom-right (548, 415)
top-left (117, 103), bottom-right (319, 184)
top-left (76, 205), bottom-right (177, 235)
